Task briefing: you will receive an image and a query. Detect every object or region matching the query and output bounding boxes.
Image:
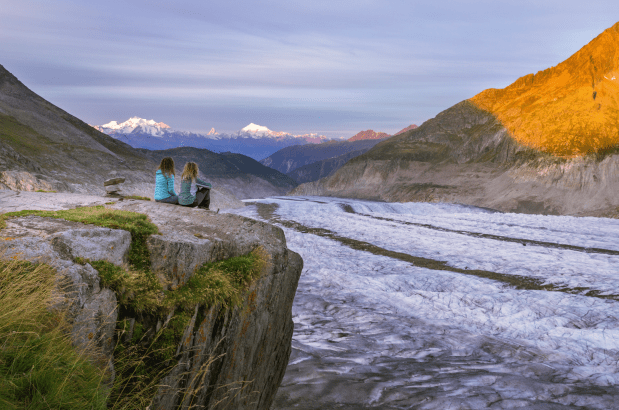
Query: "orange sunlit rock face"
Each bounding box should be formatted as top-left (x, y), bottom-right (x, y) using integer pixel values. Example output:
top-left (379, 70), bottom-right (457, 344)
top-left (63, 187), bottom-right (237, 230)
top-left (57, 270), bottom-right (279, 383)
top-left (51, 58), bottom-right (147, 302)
top-left (470, 22), bottom-right (619, 157)
top-left (348, 130), bottom-right (390, 141)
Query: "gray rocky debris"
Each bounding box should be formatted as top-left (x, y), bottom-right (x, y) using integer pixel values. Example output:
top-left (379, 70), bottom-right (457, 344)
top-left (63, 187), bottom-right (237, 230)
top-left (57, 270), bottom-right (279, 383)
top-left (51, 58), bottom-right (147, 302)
top-left (0, 187), bottom-right (245, 212)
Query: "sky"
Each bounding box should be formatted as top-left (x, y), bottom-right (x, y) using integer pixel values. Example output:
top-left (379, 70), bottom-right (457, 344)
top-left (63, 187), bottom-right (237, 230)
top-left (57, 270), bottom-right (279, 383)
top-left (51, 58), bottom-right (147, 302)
top-left (0, 1), bottom-right (617, 138)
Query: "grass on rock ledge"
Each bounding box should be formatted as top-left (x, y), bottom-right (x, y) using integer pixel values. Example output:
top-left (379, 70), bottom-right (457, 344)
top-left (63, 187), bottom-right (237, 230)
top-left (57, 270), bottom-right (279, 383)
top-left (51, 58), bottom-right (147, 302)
top-left (0, 205), bottom-right (271, 408)
top-left (82, 246), bottom-right (269, 408)
top-left (124, 195), bottom-right (150, 201)
top-left (78, 246), bottom-right (270, 316)
top-left (0, 206), bottom-right (159, 270)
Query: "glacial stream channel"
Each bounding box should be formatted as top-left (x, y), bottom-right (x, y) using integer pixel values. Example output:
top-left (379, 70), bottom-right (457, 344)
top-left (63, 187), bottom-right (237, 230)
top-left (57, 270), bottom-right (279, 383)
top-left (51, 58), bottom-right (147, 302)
top-left (226, 196), bottom-right (619, 409)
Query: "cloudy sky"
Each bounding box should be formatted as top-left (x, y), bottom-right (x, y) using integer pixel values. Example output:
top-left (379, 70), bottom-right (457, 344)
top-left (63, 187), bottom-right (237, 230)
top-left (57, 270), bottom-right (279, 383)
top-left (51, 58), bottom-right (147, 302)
top-left (1, 1), bottom-right (617, 137)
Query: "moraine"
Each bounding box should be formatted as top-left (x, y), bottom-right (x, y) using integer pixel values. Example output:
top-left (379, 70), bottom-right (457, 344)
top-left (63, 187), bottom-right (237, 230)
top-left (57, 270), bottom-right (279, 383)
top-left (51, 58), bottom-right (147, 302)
top-left (226, 196), bottom-right (619, 409)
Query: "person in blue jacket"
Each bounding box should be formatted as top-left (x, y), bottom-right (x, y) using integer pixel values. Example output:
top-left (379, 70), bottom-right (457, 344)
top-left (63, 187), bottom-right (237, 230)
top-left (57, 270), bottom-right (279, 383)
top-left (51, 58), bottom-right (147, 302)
top-left (178, 162), bottom-right (212, 208)
top-left (154, 157), bottom-right (178, 204)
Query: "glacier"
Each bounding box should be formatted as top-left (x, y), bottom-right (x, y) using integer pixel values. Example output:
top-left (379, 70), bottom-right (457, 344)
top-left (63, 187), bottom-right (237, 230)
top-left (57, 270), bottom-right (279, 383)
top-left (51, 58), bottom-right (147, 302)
top-left (226, 196), bottom-right (619, 409)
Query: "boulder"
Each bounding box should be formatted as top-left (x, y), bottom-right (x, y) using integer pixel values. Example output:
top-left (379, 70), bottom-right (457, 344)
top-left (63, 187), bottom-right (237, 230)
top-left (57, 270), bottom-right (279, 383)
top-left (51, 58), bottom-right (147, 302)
top-left (104, 177), bottom-right (126, 197)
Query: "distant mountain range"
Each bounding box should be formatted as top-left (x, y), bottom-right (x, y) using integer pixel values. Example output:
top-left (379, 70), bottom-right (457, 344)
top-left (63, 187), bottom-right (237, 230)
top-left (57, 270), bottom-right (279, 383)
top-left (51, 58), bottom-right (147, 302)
top-left (92, 118), bottom-right (342, 161)
top-left (0, 64), bottom-right (298, 201)
top-left (393, 124), bottom-right (418, 135)
top-left (259, 125), bottom-right (418, 184)
top-left (292, 22), bottom-right (619, 217)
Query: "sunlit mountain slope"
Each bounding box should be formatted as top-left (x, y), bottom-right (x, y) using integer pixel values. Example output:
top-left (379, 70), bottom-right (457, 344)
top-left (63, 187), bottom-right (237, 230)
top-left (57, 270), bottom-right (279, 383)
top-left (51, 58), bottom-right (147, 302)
top-left (291, 22), bottom-right (619, 216)
top-left (470, 21), bottom-right (619, 157)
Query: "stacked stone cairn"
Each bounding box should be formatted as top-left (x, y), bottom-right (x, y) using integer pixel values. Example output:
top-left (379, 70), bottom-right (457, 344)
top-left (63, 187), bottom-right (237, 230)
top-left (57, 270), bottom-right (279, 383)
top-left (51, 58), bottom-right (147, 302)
top-left (104, 177), bottom-right (125, 197)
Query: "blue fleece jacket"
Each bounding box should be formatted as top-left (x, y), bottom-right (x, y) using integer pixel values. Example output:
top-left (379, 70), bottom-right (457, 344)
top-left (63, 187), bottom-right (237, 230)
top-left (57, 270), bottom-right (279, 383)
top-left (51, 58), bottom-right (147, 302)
top-left (154, 170), bottom-right (177, 200)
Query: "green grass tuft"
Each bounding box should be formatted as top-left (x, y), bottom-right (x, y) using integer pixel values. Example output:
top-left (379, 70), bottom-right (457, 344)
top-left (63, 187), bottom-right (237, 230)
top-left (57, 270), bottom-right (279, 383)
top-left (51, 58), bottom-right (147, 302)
top-left (0, 260), bottom-right (107, 410)
top-left (124, 195), bottom-right (151, 201)
top-left (166, 247), bottom-right (269, 311)
top-left (87, 260), bottom-right (163, 315)
top-left (82, 246), bottom-right (270, 316)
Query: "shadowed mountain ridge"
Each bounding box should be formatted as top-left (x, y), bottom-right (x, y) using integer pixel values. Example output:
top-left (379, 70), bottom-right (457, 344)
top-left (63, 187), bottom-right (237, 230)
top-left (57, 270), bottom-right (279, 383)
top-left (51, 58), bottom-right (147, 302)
top-left (0, 63), bottom-right (155, 194)
top-left (260, 138), bottom-right (389, 175)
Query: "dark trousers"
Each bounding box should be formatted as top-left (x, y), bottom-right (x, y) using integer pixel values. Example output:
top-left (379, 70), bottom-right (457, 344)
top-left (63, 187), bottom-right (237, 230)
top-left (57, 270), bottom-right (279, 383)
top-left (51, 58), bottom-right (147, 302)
top-left (191, 188), bottom-right (210, 209)
top-left (156, 195), bottom-right (178, 204)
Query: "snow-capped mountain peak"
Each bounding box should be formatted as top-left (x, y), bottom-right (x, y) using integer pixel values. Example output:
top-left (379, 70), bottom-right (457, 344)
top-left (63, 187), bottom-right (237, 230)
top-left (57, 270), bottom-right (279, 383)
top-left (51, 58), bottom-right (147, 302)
top-left (101, 117), bottom-right (170, 130)
top-left (91, 118), bottom-right (335, 155)
top-left (242, 123), bottom-right (272, 134)
top-left (95, 117), bottom-right (171, 138)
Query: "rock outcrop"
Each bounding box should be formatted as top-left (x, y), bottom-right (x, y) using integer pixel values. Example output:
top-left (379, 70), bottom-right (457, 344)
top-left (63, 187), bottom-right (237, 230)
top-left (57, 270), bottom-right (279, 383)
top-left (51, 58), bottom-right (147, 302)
top-left (119, 200), bottom-right (303, 410)
top-left (0, 192), bottom-right (303, 409)
top-left (347, 129), bottom-right (390, 142)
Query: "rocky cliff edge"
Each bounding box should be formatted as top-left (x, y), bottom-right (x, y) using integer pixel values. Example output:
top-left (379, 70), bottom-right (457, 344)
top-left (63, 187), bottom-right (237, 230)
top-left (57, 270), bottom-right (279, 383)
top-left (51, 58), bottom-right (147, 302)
top-left (0, 191), bottom-right (303, 409)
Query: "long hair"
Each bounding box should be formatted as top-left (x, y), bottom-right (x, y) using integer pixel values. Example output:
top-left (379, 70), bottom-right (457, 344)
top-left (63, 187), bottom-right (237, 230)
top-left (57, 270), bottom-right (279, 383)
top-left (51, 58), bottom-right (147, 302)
top-left (181, 162), bottom-right (198, 182)
top-left (157, 157), bottom-right (175, 177)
